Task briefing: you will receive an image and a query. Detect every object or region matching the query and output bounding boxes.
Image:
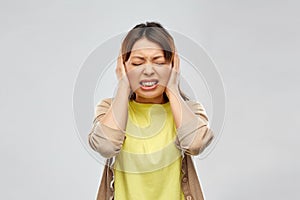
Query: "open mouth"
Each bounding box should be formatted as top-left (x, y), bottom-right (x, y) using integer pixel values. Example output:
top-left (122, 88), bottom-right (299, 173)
top-left (139, 80), bottom-right (159, 90)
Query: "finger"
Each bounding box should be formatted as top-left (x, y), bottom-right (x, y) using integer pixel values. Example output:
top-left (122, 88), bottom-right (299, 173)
top-left (116, 48), bottom-right (126, 80)
top-left (117, 49), bottom-right (123, 65)
top-left (173, 51), bottom-right (180, 73)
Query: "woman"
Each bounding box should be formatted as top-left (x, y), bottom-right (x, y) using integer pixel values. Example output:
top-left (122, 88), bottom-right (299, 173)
top-left (88, 22), bottom-right (214, 200)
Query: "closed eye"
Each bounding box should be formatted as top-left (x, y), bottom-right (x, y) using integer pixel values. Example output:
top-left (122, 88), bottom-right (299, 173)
top-left (132, 63), bottom-right (142, 66)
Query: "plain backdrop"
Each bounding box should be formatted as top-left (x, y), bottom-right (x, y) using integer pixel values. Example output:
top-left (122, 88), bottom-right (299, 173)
top-left (0, 0), bottom-right (299, 199)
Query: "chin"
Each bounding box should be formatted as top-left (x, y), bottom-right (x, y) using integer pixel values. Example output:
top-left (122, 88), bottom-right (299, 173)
top-left (135, 86), bottom-right (165, 100)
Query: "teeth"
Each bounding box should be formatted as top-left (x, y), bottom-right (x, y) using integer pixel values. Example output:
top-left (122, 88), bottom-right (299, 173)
top-left (142, 81), bottom-right (157, 87)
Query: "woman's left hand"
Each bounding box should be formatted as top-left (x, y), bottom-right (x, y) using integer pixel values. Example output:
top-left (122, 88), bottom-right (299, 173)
top-left (165, 51), bottom-right (180, 97)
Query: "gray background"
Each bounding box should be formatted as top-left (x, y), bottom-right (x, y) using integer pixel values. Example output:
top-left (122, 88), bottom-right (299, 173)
top-left (1, 0), bottom-right (299, 199)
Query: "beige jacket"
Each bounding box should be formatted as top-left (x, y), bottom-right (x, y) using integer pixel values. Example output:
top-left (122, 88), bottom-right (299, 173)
top-left (88, 98), bottom-right (214, 200)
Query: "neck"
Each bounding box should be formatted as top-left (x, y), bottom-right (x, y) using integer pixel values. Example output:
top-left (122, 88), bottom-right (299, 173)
top-left (134, 94), bottom-right (168, 104)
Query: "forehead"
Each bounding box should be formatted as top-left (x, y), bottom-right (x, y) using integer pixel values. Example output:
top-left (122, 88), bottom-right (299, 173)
top-left (130, 38), bottom-right (164, 57)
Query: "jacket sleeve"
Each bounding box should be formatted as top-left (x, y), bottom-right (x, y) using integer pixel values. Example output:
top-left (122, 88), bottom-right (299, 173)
top-left (88, 98), bottom-right (126, 158)
top-left (175, 100), bottom-right (214, 156)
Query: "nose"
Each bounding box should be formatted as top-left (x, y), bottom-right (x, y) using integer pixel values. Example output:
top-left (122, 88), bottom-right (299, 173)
top-left (143, 64), bottom-right (155, 76)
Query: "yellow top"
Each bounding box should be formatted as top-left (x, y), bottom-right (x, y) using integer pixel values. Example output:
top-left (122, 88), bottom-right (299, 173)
top-left (113, 100), bottom-right (185, 200)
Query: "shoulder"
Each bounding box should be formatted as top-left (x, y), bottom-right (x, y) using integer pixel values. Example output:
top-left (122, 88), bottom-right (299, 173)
top-left (96, 97), bottom-right (114, 108)
top-left (184, 99), bottom-right (204, 110)
top-left (184, 99), bottom-right (209, 121)
top-left (93, 98), bottom-right (114, 120)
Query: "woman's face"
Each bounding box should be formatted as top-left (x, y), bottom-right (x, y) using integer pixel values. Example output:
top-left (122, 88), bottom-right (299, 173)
top-left (124, 38), bottom-right (172, 104)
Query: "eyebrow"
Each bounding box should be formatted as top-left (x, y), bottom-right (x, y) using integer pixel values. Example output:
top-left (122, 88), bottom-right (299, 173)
top-left (131, 56), bottom-right (144, 60)
top-left (153, 56), bottom-right (165, 60)
top-left (131, 56), bottom-right (165, 60)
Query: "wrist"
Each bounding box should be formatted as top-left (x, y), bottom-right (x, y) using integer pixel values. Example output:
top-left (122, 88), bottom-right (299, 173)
top-left (117, 80), bottom-right (131, 95)
top-left (166, 87), bottom-right (180, 100)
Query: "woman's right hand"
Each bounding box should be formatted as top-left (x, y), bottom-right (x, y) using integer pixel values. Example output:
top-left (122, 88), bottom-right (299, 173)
top-left (115, 49), bottom-right (130, 88)
top-left (98, 49), bottom-right (131, 131)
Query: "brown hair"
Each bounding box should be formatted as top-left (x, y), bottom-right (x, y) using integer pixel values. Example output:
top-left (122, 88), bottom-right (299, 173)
top-left (121, 21), bottom-right (189, 101)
